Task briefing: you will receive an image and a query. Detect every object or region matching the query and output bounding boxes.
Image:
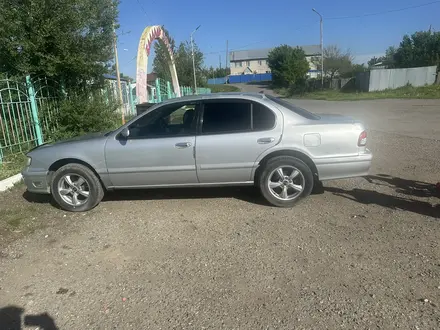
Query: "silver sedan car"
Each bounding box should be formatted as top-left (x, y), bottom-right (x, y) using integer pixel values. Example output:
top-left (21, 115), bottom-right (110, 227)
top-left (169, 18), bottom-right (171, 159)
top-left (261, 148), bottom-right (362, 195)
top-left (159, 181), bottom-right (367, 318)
top-left (22, 93), bottom-right (372, 212)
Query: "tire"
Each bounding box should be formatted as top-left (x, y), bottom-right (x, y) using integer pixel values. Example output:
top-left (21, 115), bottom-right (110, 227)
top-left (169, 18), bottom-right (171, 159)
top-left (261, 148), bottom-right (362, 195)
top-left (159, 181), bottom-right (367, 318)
top-left (50, 163), bottom-right (104, 212)
top-left (259, 156), bottom-right (314, 207)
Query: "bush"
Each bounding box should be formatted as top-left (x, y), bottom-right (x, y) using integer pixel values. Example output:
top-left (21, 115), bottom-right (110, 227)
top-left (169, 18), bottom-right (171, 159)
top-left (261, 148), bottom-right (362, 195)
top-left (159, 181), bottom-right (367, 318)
top-left (44, 94), bottom-right (120, 141)
top-left (286, 77), bottom-right (337, 96)
top-left (288, 78), bottom-right (307, 96)
top-left (267, 45), bottom-right (310, 88)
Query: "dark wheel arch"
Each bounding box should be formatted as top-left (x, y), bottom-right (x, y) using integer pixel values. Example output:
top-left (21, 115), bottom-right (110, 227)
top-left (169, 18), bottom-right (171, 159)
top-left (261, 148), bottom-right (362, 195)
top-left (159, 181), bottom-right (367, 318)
top-left (48, 158), bottom-right (105, 189)
top-left (254, 150), bottom-right (319, 184)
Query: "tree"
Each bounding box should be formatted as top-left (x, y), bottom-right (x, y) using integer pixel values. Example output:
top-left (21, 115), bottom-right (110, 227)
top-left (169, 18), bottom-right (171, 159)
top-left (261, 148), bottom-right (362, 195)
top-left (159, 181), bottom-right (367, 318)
top-left (0, 0), bottom-right (119, 89)
top-left (204, 66), bottom-right (230, 79)
top-left (152, 26), bottom-right (176, 83)
top-left (175, 41), bottom-right (205, 87)
top-left (384, 46), bottom-right (397, 68)
top-left (152, 27), bottom-right (205, 88)
top-left (393, 30), bottom-right (440, 68)
top-left (367, 56), bottom-right (385, 67)
top-left (350, 64), bottom-right (367, 76)
top-left (108, 64), bottom-right (133, 81)
top-left (267, 45), bottom-right (310, 87)
top-left (367, 46), bottom-right (396, 68)
top-left (313, 45), bottom-right (353, 79)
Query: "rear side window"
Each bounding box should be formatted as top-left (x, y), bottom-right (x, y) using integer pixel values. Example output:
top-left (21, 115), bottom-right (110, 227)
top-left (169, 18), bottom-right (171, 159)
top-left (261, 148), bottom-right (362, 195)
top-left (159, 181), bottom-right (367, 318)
top-left (202, 102), bottom-right (251, 134)
top-left (253, 102), bottom-right (275, 130)
top-left (202, 100), bottom-right (275, 134)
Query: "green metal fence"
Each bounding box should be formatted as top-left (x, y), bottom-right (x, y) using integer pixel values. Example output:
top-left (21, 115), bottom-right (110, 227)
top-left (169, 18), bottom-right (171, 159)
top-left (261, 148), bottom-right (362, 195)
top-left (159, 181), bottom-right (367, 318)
top-left (145, 78), bottom-right (212, 104)
top-left (0, 75), bottom-right (211, 165)
top-left (0, 76), bottom-right (43, 164)
top-left (102, 79), bottom-right (137, 118)
top-left (0, 75), bottom-right (139, 164)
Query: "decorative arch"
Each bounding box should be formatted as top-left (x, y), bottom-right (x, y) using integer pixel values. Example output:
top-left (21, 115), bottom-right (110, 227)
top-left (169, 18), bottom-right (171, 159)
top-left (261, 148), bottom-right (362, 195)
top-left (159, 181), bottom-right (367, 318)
top-left (136, 25), bottom-right (180, 103)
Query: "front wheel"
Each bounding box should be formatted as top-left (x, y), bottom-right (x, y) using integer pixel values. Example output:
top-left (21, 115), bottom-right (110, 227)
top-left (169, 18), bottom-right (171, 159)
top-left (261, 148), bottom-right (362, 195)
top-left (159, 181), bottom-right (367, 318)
top-left (259, 156), bottom-right (314, 207)
top-left (51, 163), bottom-right (104, 212)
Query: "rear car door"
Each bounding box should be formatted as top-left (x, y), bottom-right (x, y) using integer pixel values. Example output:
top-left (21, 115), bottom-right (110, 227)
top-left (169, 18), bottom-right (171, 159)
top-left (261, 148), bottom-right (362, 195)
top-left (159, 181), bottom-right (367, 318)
top-left (195, 98), bottom-right (283, 183)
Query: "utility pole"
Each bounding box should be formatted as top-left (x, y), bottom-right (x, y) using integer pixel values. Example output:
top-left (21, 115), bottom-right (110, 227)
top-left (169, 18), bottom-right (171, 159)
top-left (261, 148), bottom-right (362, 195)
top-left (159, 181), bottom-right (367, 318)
top-left (191, 25), bottom-right (201, 94)
top-left (219, 55), bottom-right (222, 69)
top-left (113, 30), bottom-right (125, 124)
top-left (226, 40), bottom-right (228, 69)
top-left (312, 8), bottom-right (324, 89)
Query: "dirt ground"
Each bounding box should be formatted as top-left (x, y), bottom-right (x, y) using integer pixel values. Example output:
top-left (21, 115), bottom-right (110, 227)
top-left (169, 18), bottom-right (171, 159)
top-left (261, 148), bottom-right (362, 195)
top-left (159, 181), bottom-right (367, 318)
top-left (0, 91), bottom-right (439, 329)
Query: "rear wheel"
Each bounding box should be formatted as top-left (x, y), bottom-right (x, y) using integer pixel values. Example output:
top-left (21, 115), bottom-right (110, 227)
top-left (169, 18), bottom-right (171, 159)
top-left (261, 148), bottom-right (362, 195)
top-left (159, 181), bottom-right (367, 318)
top-left (51, 163), bottom-right (104, 212)
top-left (259, 156), bottom-right (314, 207)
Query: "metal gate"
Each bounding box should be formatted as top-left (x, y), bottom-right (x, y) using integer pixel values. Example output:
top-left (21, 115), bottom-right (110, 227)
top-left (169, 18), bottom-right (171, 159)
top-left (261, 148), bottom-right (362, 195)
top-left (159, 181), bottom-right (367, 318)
top-left (0, 76), bottom-right (43, 163)
top-left (0, 75), bottom-right (58, 164)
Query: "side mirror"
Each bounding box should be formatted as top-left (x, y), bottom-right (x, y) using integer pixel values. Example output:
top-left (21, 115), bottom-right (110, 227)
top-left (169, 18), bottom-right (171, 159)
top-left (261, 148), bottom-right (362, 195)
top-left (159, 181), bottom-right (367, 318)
top-left (120, 127), bottom-right (130, 139)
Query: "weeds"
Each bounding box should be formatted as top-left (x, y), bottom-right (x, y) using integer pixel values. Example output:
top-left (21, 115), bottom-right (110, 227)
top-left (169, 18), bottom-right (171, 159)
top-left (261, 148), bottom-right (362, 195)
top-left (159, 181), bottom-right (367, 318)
top-left (285, 84), bottom-right (440, 101)
top-left (0, 153), bottom-right (26, 180)
top-left (208, 84), bottom-right (240, 93)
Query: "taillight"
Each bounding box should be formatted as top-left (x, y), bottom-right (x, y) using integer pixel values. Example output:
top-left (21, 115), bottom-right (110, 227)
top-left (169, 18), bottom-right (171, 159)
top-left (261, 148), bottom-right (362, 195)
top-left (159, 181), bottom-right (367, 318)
top-left (358, 130), bottom-right (367, 146)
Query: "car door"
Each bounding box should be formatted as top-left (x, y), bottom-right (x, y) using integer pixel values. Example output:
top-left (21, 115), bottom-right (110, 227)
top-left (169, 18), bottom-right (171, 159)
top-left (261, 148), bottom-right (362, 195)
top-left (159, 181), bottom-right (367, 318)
top-left (105, 101), bottom-right (200, 188)
top-left (195, 98), bottom-right (283, 183)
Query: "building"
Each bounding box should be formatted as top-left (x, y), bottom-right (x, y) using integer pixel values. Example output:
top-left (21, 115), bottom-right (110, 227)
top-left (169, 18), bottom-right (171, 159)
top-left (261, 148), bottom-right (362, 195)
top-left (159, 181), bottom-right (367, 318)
top-left (229, 45), bottom-right (321, 78)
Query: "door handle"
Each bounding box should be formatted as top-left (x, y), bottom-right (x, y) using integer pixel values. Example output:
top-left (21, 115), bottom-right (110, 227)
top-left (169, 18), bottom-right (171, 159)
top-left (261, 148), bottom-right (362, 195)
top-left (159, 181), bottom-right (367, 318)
top-left (175, 142), bottom-right (192, 149)
top-left (257, 137), bottom-right (275, 144)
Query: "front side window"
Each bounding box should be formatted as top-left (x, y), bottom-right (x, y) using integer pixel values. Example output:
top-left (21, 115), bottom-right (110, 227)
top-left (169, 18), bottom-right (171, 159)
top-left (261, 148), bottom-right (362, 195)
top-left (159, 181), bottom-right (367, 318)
top-left (202, 100), bottom-right (276, 134)
top-left (127, 102), bottom-right (197, 139)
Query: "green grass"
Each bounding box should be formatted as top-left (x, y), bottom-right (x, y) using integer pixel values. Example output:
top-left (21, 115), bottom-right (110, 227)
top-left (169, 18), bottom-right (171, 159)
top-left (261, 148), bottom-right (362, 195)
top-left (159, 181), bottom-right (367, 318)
top-left (0, 183), bottom-right (79, 248)
top-left (208, 84), bottom-right (240, 93)
top-left (287, 84), bottom-right (440, 101)
top-left (0, 153), bottom-right (27, 181)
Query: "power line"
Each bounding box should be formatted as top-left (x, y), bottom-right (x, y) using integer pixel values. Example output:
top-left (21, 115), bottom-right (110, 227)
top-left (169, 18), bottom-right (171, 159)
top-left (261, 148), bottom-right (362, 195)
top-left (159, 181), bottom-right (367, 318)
top-left (136, 0), bottom-right (148, 17)
top-left (129, 1), bottom-right (440, 68)
top-left (203, 23), bottom-right (317, 56)
top-left (123, 55), bottom-right (137, 66)
top-left (327, 0), bottom-right (440, 20)
top-left (135, 0), bottom-right (156, 26)
top-left (203, 1), bottom-right (439, 58)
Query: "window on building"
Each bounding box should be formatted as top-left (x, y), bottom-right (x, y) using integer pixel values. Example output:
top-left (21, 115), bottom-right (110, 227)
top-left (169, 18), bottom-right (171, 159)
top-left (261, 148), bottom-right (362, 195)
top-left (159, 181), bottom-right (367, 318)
top-left (235, 61), bottom-right (242, 67)
top-left (258, 60), bottom-right (262, 65)
top-left (246, 61), bottom-right (250, 66)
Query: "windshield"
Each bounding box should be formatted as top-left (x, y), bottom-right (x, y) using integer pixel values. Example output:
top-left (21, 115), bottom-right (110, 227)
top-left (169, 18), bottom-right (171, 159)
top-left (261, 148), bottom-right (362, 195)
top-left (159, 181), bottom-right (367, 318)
top-left (266, 95), bottom-right (320, 120)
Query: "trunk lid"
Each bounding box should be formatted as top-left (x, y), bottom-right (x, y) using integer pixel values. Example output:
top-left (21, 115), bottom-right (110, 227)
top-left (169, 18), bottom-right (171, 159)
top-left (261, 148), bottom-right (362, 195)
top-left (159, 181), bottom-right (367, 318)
top-left (315, 113), bottom-right (357, 124)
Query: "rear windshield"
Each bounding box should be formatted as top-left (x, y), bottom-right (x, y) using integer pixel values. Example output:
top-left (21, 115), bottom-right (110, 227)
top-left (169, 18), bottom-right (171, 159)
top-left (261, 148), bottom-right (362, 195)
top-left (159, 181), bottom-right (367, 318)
top-left (266, 95), bottom-right (320, 120)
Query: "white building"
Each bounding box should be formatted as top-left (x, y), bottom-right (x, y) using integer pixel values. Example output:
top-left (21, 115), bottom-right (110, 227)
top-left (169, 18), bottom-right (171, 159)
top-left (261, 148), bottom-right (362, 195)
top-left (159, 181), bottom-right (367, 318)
top-left (229, 45), bottom-right (321, 78)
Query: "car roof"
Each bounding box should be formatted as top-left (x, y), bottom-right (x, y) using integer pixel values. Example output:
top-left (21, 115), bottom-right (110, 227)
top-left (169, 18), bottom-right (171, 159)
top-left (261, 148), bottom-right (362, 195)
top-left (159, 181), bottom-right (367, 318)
top-left (160, 92), bottom-right (267, 105)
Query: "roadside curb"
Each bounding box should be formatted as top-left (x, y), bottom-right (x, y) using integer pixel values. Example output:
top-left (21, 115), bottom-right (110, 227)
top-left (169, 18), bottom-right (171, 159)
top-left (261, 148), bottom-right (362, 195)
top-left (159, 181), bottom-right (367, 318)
top-left (0, 173), bottom-right (23, 192)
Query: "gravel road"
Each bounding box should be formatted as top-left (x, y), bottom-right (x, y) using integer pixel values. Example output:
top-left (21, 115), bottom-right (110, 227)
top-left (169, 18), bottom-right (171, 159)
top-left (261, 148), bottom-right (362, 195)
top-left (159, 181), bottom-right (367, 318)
top-left (1, 88), bottom-right (439, 329)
